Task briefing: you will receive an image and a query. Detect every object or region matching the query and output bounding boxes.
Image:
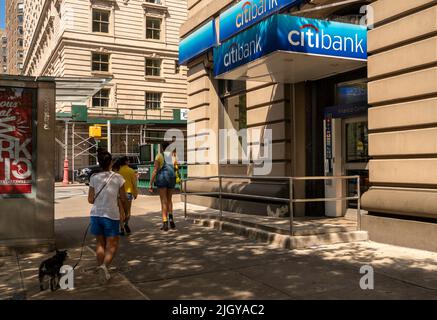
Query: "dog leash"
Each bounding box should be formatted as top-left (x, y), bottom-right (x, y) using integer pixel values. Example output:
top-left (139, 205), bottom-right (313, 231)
top-left (73, 223), bottom-right (91, 271)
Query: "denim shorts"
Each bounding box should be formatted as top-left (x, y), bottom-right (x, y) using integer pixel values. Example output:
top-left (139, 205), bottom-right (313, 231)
top-left (90, 217), bottom-right (120, 237)
top-left (156, 169), bottom-right (176, 189)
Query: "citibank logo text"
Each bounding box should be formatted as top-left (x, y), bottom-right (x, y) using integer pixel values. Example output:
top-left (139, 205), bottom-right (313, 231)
top-left (236, 0), bottom-right (279, 29)
top-left (288, 24), bottom-right (365, 55)
top-left (223, 35), bottom-right (262, 67)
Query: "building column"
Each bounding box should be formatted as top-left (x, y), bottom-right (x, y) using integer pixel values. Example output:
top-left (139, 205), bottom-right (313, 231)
top-left (363, 1), bottom-right (437, 218)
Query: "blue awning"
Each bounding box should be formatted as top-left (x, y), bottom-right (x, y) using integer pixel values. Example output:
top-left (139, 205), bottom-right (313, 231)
top-left (214, 14), bottom-right (367, 82)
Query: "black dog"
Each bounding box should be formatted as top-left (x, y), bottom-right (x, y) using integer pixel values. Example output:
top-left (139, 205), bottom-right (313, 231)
top-left (38, 250), bottom-right (68, 291)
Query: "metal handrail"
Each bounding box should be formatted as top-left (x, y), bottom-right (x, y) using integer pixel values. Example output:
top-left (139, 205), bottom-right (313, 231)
top-left (182, 175), bottom-right (362, 235)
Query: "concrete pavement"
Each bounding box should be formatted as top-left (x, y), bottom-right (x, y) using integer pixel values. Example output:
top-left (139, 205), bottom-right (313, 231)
top-left (2, 186), bottom-right (437, 299)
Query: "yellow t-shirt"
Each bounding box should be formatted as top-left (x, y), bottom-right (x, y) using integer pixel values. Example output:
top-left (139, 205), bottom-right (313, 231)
top-left (118, 165), bottom-right (138, 197)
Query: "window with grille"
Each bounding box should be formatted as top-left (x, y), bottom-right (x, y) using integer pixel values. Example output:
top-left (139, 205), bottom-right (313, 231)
top-left (145, 58), bottom-right (161, 76)
top-left (92, 52), bottom-right (110, 72)
top-left (145, 92), bottom-right (161, 109)
top-left (93, 89), bottom-right (110, 108)
top-left (92, 9), bottom-right (110, 33)
top-left (146, 17), bottom-right (161, 40)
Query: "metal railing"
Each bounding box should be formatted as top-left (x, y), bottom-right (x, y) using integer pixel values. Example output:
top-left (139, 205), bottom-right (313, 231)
top-left (182, 175), bottom-right (362, 235)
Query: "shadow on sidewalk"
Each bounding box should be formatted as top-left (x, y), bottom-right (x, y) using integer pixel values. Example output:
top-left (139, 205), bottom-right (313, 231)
top-left (48, 210), bottom-right (437, 300)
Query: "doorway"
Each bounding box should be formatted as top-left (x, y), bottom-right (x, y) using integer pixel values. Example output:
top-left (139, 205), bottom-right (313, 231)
top-left (343, 116), bottom-right (369, 208)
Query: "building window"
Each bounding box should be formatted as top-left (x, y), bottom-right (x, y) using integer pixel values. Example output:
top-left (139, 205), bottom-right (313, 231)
top-left (92, 9), bottom-right (110, 33)
top-left (145, 0), bottom-right (162, 3)
top-left (92, 52), bottom-right (110, 72)
top-left (17, 63), bottom-right (23, 70)
top-left (93, 89), bottom-right (110, 108)
top-left (17, 3), bottom-right (24, 13)
top-left (18, 39), bottom-right (23, 47)
top-left (175, 61), bottom-right (180, 74)
top-left (145, 92), bottom-right (161, 109)
top-left (145, 58), bottom-right (161, 76)
top-left (146, 17), bottom-right (161, 40)
top-left (2, 37), bottom-right (6, 45)
top-left (18, 26), bottom-right (23, 36)
top-left (17, 51), bottom-right (23, 59)
top-left (18, 15), bottom-right (23, 25)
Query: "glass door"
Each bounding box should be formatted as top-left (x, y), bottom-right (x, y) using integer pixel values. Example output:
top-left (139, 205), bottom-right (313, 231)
top-left (343, 116), bottom-right (369, 208)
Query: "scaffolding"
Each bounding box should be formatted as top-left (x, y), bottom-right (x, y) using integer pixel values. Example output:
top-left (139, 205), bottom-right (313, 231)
top-left (52, 75), bottom-right (188, 182)
top-left (55, 118), bottom-right (187, 182)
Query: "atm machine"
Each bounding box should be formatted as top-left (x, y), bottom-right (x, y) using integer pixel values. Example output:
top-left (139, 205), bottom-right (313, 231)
top-left (324, 114), bottom-right (347, 217)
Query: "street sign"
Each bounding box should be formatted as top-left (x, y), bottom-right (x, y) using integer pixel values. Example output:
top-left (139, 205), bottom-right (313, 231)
top-left (89, 125), bottom-right (102, 138)
top-left (180, 109), bottom-right (188, 121)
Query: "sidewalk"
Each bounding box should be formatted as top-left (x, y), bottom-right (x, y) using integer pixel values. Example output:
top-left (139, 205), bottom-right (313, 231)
top-left (55, 182), bottom-right (85, 188)
top-left (2, 194), bottom-right (437, 299)
top-left (0, 247), bottom-right (148, 300)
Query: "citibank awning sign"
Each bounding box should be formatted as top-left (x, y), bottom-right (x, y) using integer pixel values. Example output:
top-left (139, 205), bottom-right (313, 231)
top-left (219, 0), bottom-right (302, 41)
top-left (179, 20), bottom-right (217, 65)
top-left (214, 15), bottom-right (367, 77)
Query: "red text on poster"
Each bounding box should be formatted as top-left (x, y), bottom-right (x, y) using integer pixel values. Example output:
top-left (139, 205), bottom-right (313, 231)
top-left (0, 88), bottom-right (33, 195)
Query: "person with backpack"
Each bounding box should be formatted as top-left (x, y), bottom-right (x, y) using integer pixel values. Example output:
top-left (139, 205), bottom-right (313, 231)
top-left (88, 149), bottom-right (128, 284)
top-left (149, 141), bottom-right (177, 232)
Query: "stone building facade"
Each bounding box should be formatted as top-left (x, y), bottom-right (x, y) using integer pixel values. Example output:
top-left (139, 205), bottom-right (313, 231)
top-left (5, 0), bottom-right (24, 75)
top-left (22, 0), bottom-right (188, 180)
top-left (180, 0), bottom-right (437, 251)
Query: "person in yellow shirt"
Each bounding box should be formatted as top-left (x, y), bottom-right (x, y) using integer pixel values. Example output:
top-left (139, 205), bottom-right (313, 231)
top-left (117, 156), bottom-right (138, 235)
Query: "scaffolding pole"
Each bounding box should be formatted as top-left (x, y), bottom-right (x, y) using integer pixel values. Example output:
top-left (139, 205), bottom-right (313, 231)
top-left (62, 120), bottom-right (69, 185)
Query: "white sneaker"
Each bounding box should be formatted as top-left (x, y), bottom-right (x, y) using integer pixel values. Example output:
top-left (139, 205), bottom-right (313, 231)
top-left (97, 264), bottom-right (111, 284)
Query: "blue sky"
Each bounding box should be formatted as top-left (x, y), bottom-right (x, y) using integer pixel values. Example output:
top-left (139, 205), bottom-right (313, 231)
top-left (0, 0), bottom-right (5, 29)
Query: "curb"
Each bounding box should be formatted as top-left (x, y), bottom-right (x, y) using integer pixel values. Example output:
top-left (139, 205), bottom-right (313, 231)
top-left (55, 184), bottom-right (86, 188)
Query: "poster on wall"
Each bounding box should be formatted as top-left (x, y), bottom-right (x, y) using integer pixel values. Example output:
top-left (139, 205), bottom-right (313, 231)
top-left (0, 87), bottom-right (34, 196)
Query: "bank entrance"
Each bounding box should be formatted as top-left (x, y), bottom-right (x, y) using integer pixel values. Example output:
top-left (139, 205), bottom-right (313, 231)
top-left (323, 77), bottom-right (369, 217)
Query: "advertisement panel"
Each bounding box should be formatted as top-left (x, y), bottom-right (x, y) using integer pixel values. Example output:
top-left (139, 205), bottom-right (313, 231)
top-left (0, 87), bottom-right (35, 197)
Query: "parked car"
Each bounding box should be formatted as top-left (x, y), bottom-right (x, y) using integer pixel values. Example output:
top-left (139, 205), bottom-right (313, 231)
top-left (75, 165), bottom-right (102, 185)
top-left (76, 155), bottom-right (140, 185)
